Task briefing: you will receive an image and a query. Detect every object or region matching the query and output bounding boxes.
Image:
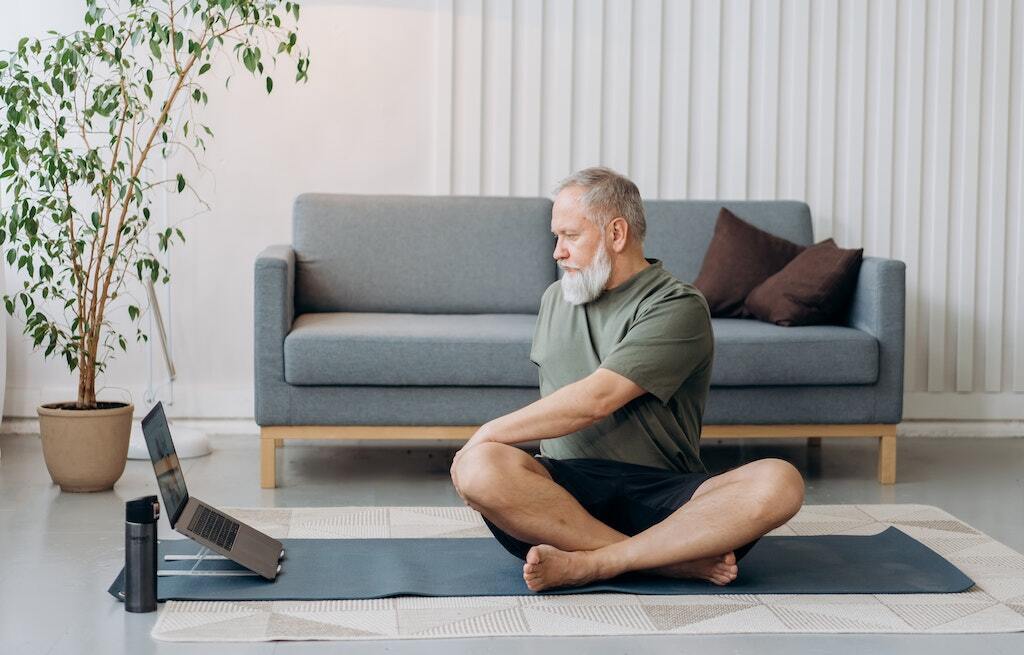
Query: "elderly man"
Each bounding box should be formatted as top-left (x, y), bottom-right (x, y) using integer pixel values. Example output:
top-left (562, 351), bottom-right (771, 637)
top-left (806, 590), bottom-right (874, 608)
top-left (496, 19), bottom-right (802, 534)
top-left (449, 167), bottom-right (805, 592)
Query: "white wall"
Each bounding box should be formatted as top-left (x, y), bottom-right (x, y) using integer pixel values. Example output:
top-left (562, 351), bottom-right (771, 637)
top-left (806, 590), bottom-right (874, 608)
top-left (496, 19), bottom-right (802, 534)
top-left (2, 0), bottom-right (1023, 421)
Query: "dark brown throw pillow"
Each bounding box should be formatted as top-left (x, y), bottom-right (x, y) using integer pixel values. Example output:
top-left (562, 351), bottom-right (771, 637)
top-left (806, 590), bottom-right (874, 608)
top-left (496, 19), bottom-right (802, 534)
top-left (692, 207), bottom-right (806, 318)
top-left (743, 238), bottom-right (864, 326)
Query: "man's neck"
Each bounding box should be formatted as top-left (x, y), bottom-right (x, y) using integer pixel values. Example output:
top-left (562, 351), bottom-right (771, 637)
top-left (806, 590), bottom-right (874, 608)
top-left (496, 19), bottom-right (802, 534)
top-left (606, 256), bottom-right (651, 290)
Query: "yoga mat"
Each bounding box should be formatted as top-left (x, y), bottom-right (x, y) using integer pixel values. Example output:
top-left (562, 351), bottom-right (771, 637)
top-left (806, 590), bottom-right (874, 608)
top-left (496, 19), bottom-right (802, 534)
top-left (109, 526), bottom-right (973, 601)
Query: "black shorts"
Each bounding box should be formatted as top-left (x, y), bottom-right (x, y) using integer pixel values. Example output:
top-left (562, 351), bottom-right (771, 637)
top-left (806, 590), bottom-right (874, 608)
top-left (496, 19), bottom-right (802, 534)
top-left (482, 455), bottom-right (762, 563)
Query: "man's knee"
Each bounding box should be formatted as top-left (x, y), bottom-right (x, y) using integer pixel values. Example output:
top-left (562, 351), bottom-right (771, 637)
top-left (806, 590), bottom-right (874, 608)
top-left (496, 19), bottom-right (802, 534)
top-left (746, 458), bottom-right (805, 523)
top-left (452, 442), bottom-right (526, 508)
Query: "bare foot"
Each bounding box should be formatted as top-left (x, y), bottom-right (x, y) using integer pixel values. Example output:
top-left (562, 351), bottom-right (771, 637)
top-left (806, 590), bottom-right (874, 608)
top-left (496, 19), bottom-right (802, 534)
top-left (522, 544), bottom-right (604, 592)
top-left (522, 546), bottom-right (739, 592)
top-left (645, 551), bottom-right (738, 586)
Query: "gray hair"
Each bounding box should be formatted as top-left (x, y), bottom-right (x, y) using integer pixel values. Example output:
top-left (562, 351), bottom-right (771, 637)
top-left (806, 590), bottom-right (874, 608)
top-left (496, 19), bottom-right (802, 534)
top-left (552, 166), bottom-right (647, 244)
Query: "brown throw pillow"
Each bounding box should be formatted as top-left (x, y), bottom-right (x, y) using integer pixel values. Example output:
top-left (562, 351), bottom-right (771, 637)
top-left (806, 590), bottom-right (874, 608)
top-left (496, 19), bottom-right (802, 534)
top-left (693, 207), bottom-right (806, 318)
top-left (743, 238), bottom-right (864, 326)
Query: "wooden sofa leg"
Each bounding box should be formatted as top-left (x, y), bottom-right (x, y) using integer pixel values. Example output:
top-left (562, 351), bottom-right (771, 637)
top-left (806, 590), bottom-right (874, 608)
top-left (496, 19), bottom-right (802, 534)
top-left (261, 433), bottom-right (277, 488)
top-left (807, 437), bottom-right (822, 448)
top-left (878, 426), bottom-right (897, 485)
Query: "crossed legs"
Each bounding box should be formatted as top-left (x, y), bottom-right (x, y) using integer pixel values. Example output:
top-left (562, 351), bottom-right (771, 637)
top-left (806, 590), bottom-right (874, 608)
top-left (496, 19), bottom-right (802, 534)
top-left (451, 442), bottom-right (805, 592)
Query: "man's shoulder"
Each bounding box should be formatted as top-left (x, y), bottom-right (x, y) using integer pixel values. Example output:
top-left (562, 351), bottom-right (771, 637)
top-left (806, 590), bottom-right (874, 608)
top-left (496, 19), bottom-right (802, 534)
top-left (540, 280), bottom-right (562, 309)
top-left (638, 273), bottom-right (710, 318)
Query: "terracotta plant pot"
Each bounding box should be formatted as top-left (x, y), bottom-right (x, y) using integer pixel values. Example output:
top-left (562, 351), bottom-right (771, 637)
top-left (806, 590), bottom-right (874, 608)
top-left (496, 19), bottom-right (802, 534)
top-left (37, 401), bottom-right (134, 492)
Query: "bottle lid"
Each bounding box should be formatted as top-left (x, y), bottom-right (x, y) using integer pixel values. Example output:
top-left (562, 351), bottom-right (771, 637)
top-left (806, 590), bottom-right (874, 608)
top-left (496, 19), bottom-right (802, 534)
top-left (126, 495), bottom-right (160, 524)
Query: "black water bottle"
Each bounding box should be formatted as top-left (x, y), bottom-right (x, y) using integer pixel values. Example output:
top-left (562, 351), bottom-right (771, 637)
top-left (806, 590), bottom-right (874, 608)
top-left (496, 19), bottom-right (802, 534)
top-left (125, 495), bottom-right (160, 613)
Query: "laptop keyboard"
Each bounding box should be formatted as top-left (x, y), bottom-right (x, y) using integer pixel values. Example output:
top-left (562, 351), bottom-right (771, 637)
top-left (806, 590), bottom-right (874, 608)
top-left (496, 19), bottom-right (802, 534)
top-left (188, 505), bottom-right (240, 551)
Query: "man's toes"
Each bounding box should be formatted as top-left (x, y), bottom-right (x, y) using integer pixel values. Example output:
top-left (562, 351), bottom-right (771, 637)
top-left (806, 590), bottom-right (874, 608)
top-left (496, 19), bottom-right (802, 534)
top-left (722, 551), bottom-right (736, 565)
top-left (526, 546), bottom-right (543, 565)
top-left (712, 571), bottom-right (734, 586)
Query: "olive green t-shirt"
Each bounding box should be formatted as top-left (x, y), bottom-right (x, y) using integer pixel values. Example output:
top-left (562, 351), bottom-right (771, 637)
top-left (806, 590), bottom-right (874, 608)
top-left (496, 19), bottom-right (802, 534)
top-left (531, 258), bottom-right (713, 474)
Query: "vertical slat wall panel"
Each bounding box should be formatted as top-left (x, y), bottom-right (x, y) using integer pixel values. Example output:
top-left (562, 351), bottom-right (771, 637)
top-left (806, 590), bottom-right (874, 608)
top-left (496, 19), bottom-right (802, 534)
top-left (978, 0), bottom-right (1012, 393)
top-left (1011, 0), bottom-right (1024, 393)
top-left (865, 0), bottom-right (897, 259)
top-left (923, 0), bottom-right (955, 393)
top-left (630, 0), bottom-right (664, 197)
top-left (431, 0), bottom-right (1024, 414)
top-left (894, 0), bottom-right (927, 393)
top-left (688, 0), bottom-right (722, 198)
top-left (834, 0), bottom-right (868, 249)
top-left (482, 0), bottom-right (513, 195)
top-left (433, 0), bottom-right (454, 194)
top-left (717, 0), bottom-right (750, 200)
top-left (451, 0), bottom-right (483, 194)
top-left (658, 0), bottom-right (692, 199)
top-left (951, 0), bottom-right (983, 392)
top-left (806, 0), bottom-right (839, 242)
top-left (571, 0), bottom-right (604, 173)
top-left (601, 0), bottom-right (633, 175)
top-left (777, 0), bottom-right (810, 202)
top-left (511, 0), bottom-right (543, 196)
top-left (540, 1), bottom-right (574, 193)
top-left (748, 0), bottom-right (781, 200)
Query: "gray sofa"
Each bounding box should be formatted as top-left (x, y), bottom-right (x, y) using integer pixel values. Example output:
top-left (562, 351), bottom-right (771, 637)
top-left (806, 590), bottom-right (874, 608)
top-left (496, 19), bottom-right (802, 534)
top-left (255, 194), bottom-right (905, 488)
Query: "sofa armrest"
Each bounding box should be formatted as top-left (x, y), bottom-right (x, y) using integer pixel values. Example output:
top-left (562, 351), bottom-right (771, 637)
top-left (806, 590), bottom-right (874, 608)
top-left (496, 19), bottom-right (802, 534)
top-left (254, 245), bottom-right (295, 425)
top-left (842, 256), bottom-right (906, 423)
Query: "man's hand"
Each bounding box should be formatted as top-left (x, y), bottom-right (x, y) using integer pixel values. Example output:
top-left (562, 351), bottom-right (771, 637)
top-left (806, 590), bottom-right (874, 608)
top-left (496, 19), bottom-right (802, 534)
top-left (450, 425), bottom-right (497, 504)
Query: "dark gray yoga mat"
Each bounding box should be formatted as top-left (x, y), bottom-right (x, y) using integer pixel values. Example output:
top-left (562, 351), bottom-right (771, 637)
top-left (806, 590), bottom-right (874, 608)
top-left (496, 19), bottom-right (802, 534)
top-left (108, 527), bottom-right (974, 601)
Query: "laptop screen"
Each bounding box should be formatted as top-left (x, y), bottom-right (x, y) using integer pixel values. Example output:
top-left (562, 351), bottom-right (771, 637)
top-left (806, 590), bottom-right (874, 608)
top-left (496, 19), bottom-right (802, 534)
top-left (141, 402), bottom-right (189, 527)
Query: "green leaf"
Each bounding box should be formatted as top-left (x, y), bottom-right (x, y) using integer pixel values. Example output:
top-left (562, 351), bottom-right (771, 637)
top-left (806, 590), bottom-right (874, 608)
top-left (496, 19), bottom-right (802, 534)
top-left (176, 173), bottom-right (185, 192)
top-left (265, 76), bottom-right (273, 94)
top-left (128, 305), bottom-right (139, 321)
top-left (149, 39), bottom-right (161, 59)
top-left (198, 62), bottom-right (210, 75)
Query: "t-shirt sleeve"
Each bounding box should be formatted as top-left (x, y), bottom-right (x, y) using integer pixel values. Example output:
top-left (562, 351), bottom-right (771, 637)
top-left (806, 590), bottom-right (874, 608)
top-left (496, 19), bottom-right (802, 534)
top-left (599, 293), bottom-right (713, 405)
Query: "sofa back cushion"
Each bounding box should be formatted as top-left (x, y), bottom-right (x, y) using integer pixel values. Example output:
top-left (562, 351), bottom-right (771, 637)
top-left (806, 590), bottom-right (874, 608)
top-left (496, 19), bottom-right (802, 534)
top-left (642, 200), bottom-right (814, 283)
top-left (292, 195), bottom-right (812, 314)
top-left (292, 194), bottom-right (557, 314)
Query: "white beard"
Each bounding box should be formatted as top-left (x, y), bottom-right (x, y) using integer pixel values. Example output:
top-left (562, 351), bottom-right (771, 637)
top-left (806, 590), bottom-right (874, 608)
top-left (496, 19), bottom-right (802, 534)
top-left (559, 239), bottom-right (613, 306)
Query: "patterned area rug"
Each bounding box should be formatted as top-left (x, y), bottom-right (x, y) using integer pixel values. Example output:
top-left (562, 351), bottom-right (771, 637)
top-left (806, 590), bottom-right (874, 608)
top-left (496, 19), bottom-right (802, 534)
top-left (150, 504), bottom-right (1024, 640)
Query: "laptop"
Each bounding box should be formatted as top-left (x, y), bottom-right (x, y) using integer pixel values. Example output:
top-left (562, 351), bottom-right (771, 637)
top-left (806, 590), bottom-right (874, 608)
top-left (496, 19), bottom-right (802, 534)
top-left (142, 402), bottom-right (285, 580)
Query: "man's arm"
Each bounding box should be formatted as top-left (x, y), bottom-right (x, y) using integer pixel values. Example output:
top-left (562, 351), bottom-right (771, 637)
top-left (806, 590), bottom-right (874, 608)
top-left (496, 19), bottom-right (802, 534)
top-left (450, 368), bottom-right (648, 501)
top-left (470, 367), bottom-right (648, 447)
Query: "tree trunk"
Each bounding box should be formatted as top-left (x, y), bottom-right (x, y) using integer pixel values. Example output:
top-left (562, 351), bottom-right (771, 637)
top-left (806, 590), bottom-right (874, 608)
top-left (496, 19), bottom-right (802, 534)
top-left (77, 340), bottom-right (97, 409)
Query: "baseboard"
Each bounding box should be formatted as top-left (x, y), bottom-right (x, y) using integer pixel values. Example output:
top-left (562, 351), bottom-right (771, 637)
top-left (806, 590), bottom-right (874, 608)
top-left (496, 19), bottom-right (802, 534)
top-left (1, 418), bottom-right (1022, 438)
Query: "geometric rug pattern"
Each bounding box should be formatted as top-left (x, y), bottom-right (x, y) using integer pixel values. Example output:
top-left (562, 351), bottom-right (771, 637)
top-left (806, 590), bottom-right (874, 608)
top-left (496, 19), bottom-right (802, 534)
top-left (151, 504), bottom-right (1024, 640)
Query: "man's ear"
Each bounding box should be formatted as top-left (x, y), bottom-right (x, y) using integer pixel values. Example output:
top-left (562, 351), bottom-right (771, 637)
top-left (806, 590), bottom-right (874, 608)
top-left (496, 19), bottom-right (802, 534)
top-left (608, 218), bottom-right (629, 252)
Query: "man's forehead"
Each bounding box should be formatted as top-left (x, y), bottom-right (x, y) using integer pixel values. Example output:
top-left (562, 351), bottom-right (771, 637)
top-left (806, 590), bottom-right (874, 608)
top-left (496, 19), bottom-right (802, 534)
top-left (550, 213), bottom-right (588, 234)
top-left (551, 193), bottom-right (589, 233)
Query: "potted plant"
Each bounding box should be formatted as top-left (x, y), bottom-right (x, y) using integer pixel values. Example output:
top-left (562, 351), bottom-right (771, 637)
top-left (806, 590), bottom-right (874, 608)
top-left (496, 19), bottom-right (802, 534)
top-left (0, 0), bottom-right (309, 491)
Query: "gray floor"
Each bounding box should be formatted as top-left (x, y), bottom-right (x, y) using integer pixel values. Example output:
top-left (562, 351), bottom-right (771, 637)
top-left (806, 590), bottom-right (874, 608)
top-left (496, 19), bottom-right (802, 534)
top-left (1, 433), bottom-right (1022, 655)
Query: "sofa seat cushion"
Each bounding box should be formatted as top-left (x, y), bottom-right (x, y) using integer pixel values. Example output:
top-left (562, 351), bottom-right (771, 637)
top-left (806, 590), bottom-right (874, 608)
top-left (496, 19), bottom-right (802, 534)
top-left (710, 318), bottom-right (878, 386)
top-left (284, 312), bottom-right (539, 387)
